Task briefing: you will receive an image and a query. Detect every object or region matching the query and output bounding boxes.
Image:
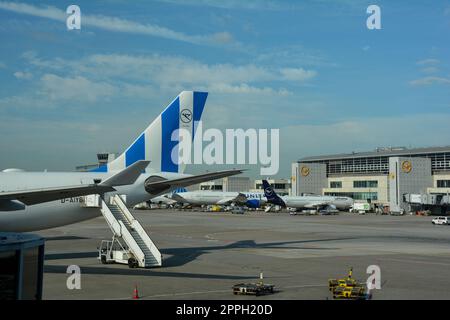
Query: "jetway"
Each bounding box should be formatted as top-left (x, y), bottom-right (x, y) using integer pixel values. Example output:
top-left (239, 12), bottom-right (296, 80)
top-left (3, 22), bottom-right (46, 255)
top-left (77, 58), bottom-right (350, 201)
top-left (83, 194), bottom-right (162, 268)
top-left (403, 193), bottom-right (450, 215)
top-left (404, 193), bottom-right (450, 206)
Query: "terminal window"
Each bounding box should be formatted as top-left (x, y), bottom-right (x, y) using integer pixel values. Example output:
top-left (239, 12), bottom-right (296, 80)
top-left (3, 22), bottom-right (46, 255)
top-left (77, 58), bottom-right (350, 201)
top-left (330, 181), bottom-right (342, 188)
top-left (201, 185), bottom-right (223, 191)
top-left (325, 192), bottom-right (378, 201)
top-left (437, 180), bottom-right (450, 188)
top-left (353, 180), bottom-right (378, 188)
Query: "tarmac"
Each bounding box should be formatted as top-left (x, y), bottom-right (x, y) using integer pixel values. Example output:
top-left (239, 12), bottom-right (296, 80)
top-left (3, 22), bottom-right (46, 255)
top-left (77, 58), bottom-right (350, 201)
top-left (37, 210), bottom-right (450, 300)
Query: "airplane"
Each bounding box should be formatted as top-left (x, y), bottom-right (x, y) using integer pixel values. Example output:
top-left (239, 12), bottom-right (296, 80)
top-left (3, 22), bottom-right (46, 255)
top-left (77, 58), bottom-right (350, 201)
top-left (152, 187), bottom-right (187, 206)
top-left (171, 190), bottom-right (267, 208)
top-left (134, 187), bottom-right (187, 209)
top-left (0, 91), bottom-right (243, 232)
top-left (262, 180), bottom-right (353, 212)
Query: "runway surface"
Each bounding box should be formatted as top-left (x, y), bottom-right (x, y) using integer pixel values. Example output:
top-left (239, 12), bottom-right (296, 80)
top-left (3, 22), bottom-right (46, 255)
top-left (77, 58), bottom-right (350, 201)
top-left (38, 210), bottom-right (450, 299)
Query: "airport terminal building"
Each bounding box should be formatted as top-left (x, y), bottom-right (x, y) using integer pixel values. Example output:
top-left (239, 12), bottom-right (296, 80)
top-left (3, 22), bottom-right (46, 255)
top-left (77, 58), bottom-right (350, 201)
top-left (291, 146), bottom-right (450, 212)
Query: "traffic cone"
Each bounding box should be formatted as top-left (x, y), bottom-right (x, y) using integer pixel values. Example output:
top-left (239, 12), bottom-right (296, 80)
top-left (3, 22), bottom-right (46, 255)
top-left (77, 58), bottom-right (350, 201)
top-left (133, 284), bottom-right (139, 299)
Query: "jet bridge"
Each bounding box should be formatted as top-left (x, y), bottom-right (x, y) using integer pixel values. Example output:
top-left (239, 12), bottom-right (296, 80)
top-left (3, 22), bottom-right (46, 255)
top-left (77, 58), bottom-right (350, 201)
top-left (83, 194), bottom-right (162, 268)
top-left (403, 193), bottom-right (450, 215)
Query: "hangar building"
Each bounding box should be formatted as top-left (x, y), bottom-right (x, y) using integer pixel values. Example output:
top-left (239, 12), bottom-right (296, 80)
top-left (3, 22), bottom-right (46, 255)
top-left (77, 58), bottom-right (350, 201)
top-left (291, 146), bottom-right (450, 212)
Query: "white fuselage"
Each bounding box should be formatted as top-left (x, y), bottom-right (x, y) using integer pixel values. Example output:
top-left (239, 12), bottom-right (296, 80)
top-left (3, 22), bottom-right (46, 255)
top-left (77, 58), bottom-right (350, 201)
top-left (0, 171), bottom-right (181, 232)
top-left (281, 195), bottom-right (354, 210)
top-left (174, 191), bottom-right (266, 206)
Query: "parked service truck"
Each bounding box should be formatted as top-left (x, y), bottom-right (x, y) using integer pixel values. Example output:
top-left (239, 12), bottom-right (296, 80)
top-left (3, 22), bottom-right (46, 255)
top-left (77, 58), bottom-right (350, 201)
top-left (350, 203), bottom-right (371, 214)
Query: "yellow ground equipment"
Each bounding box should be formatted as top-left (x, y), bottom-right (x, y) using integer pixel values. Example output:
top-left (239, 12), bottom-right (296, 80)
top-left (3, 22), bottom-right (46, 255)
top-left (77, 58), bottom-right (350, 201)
top-left (211, 205), bottom-right (223, 212)
top-left (328, 268), bottom-right (370, 300)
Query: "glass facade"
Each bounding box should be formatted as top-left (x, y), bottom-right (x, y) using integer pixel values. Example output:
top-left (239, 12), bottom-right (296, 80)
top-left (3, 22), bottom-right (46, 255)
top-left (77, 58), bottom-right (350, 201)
top-left (353, 180), bottom-right (378, 188)
top-left (437, 180), bottom-right (450, 188)
top-left (326, 157), bottom-right (389, 175)
top-left (326, 192), bottom-right (378, 201)
top-left (330, 181), bottom-right (342, 188)
top-left (303, 151), bottom-right (450, 176)
top-left (200, 185), bottom-right (223, 190)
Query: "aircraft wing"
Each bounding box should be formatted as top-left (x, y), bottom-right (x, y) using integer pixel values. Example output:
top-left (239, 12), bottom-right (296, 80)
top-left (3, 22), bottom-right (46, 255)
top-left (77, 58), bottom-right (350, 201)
top-left (0, 160), bottom-right (150, 206)
top-left (0, 185), bottom-right (115, 206)
top-left (100, 160), bottom-right (150, 187)
top-left (170, 193), bottom-right (188, 203)
top-left (304, 201), bottom-right (330, 209)
top-left (215, 193), bottom-right (246, 205)
top-left (144, 169), bottom-right (244, 195)
top-left (216, 193), bottom-right (248, 205)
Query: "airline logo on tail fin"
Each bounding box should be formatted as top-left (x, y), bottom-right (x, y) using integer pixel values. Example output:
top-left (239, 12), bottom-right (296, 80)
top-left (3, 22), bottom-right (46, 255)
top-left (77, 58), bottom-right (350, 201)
top-left (262, 180), bottom-right (286, 207)
top-left (94, 91), bottom-right (208, 174)
top-left (171, 187), bottom-right (187, 194)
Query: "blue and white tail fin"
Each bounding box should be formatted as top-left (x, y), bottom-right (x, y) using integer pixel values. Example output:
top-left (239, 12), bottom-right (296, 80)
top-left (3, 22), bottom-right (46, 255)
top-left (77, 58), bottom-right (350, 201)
top-left (92, 91), bottom-right (208, 174)
top-left (171, 187), bottom-right (187, 195)
top-left (262, 180), bottom-right (286, 207)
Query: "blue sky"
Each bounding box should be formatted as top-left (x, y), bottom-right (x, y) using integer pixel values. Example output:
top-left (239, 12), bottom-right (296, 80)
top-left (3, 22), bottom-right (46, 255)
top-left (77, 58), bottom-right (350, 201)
top-left (0, 0), bottom-right (449, 178)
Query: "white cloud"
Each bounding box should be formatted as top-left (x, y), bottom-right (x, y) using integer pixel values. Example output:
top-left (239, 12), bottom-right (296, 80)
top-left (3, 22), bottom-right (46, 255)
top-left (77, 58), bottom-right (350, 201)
top-left (409, 76), bottom-right (450, 86)
top-left (277, 113), bottom-right (450, 177)
top-left (83, 54), bottom-right (276, 84)
top-left (445, 6), bottom-right (450, 16)
top-left (416, 58), bottom-right (440, 65)
top-left (154, 0), bottom-right (297, 10)
top-left (22, 53), bottom-right (317, 96)
top-left (93, 54), bottom-right (316, 87)
top-left (255, 45), bottom-right (334, 68)
top-left (39, 74), bottom-right (116, 102)
top-left (0, 1), bottom-right (235, 46)
top-left (208, 83), bottom-right (290, 95)
top-left (13, 71), bottom-right (33, 79)
top-left (0, 94), bottom-right (48, 110)
top-left (280, 68), bottom-right (317, 82)
top-left (420, 66), bottom-right (439, 74)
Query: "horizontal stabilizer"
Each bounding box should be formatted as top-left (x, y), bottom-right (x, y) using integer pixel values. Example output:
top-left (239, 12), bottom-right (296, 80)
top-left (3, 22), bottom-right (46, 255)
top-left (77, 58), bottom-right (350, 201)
top-left (145, 169), bottom-right (244, 195)
top-left (100, 160), bottom-right (149, 187)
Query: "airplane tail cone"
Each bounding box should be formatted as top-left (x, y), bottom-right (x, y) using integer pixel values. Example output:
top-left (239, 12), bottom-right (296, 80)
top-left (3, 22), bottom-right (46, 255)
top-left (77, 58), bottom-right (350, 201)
top-left (133, 284), bottom-right (140, 299)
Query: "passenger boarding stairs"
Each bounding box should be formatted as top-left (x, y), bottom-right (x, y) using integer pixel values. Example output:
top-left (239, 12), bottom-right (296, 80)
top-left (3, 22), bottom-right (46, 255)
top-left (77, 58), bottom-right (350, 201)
top-left (99, 195), bottom-right (162, 268)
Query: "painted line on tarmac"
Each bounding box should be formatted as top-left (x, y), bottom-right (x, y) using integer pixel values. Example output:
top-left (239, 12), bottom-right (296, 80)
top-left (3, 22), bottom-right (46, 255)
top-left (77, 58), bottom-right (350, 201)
top-left (111, 284), bottom-right (327, 300)
top-left (110, 289), bottom-right (231, 300)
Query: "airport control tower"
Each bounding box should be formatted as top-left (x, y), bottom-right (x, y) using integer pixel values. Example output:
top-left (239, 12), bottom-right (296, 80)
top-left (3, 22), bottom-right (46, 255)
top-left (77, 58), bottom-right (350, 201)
top-left (76, 153), bottom-right (117, 172)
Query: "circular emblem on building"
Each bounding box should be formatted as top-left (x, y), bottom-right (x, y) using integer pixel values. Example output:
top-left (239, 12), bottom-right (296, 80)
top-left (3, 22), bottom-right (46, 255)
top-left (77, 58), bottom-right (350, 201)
top-left (401, 160), bottom-right (412, 173)
top-left (180, 109), bottom-right (192, 123)
top-left (300, 166), bottom-right (310, 177)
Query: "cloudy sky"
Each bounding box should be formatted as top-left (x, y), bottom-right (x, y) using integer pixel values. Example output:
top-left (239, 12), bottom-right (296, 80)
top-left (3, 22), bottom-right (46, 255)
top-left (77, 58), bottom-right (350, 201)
top-left (0, 0), bottom-right (449, 178)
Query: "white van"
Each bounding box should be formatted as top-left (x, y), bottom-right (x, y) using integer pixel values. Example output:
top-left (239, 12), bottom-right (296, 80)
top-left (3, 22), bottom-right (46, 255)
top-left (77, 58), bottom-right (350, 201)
top-left (432, 216), bottom-right (450, 225)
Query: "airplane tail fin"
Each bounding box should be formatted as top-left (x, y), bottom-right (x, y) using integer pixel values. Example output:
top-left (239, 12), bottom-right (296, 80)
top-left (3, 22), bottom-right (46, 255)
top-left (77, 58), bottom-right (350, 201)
top-left (262, 180), bottom-right (286, 207)
top-left (171, 187), bottom-right (187, 194)
top-left (93, 91), bottom-right (208, 174)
